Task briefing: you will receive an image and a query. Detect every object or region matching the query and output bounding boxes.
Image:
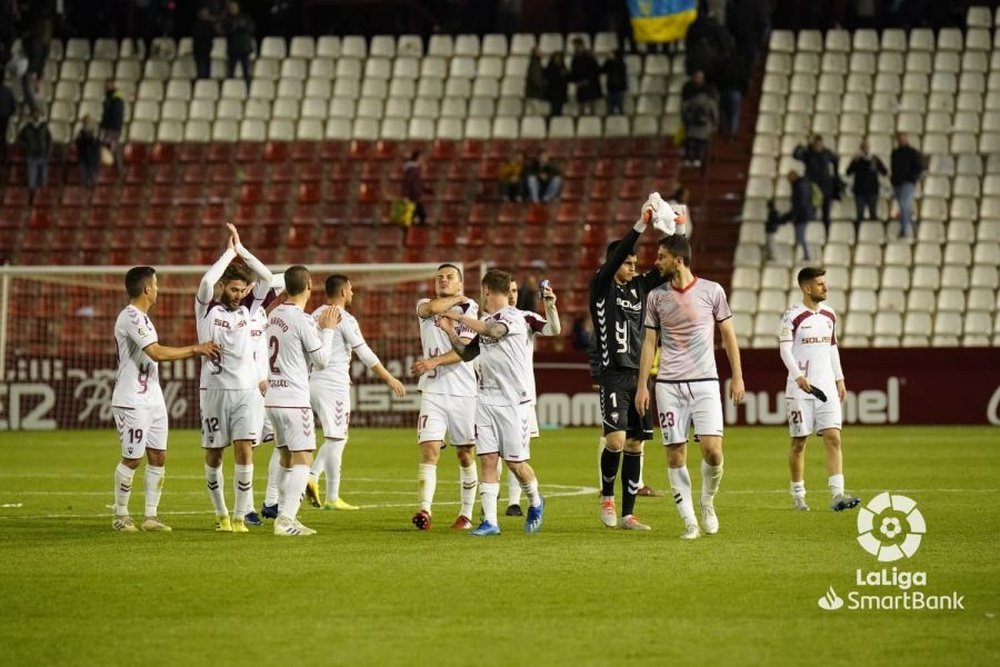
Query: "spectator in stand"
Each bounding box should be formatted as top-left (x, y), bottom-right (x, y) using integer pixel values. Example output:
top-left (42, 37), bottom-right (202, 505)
top-left (571, 315), bottom-right (593, 352)
top-left (525, 151), bottom-right (563, 203)
top-left (0, 0), bottom-right (17, 70)
top-left (681, 89), bottom-right (718, 170)
top-left (715, 49), bottom-right (749, 138)
top-left (793, 135), bottom-right (840, 241)
top-left (780, 171), bottom-right (814, 262)
top-left (498, 150), bottom-right (524, 202)
top-left (569, 37), bottom-right (602, 116)
top-left (75, 115), bottom-right (102, 189)
top-left (602, 48), bottom-right (628, 115)
top-left (99, 79), bottom-right (126, 169)
top-left (516, 273), bottom-right (540, 312)
top-left (0, 79), bottom-right (14, 165)
top-left (890, 131), bottom-right (924, 241)
top-left (525, 47), bottom-right (547, 114)
top-left (763, 197), bottom-right (783, 262)
top-left (192, 6), bottom-right (217, 80)
top-left (403, 150), bottom-right (431, 226)
top-left (681, 69), bottom-right (717, 102)
top-left (18, 109), bottom-right (51, 206)
top-left (224, 1), bottom-right (255, 91)
top-left (845, 139), bottom-right (888, 242)
top-left (544, 52), bottom-right (568, 119)
top-left (684, 7), bottom-right (733, 77)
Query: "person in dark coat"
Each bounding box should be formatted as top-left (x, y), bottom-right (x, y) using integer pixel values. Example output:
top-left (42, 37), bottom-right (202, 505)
top-left (0, 80), bottom-right (14, 165)
top-left (569, 38), bottom-right (601, 116)
top-left (99, 79), bottom-right (126, 168)
top-left (525, 46), bottom-right (546, 104)
top-left (602, 49), bottom-right (628, 116)
top-left (890, 132), bottom-right (924, 240)
top-left (224, 1), bottom-right (255, 90)
top-left (793, 135), bottom-right (840, 240)
top-left (403, 151), bottom-right (431, 225)
top-left (75, 114), bottom-right (102, 188)
top-left (18, 110), bottom-right (52, 205)
top-left (714, 49), bottom-right (749, 137)
top-left (845, 139), bottom-right (888, 241)
top-left (192, 6), bottom-right (217, 80)
top-left (544, 52), bottom-right (568, 119)
top-left (779, 171), bottom-right (814, 261)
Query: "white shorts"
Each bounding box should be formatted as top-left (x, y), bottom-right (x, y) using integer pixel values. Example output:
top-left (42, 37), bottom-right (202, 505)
top-left (200, 388), bottom-right (262, 448)
top-left (418, 393), bottom-right (476, 446)
top-left (528, 406), bottom-right (540, 439)
top-left (113, 403), bottom-right (168, 459)
top-left (475, 401), bottom-right (532, 462)
top-left (266, 406), bottom-right (317, 452)
top-left (254, 406), bottom-right (273, 446)
top-left (311, 382), bottom-right (351, 440)
top-left (654, 381), bottom-right (724, 445)
top-left (786, 394), bottom-right (842, 437)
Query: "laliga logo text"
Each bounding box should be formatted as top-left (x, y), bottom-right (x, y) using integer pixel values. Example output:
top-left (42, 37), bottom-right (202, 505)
top-left (817, 493), bottom-right (965, 612)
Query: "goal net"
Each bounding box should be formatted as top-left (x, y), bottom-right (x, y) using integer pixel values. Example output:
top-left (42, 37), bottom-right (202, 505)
top-left (0, 262), bottom-right (481, 431)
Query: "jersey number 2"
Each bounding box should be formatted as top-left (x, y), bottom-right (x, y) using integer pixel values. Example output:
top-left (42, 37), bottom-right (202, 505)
top-left (268, 336), bottom-right (280, 374)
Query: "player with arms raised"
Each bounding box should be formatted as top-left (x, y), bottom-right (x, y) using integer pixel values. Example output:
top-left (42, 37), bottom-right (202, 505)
top-left (408, 263), bottom-right (479, 531)
top-left (264, 265), bottom-right (341, 536)
top-left (780, 267), bottom-right (860, 512)
top-left (196, 223), bottom-right (273, 533)
top-left (441, 269), bottom-right (545, 536)
top-left (111, 267), bottom-right (220, 532)
top-left (636, 235), bottom-right (745, 539)
top-left (308, 274), bottom-right (407, 510)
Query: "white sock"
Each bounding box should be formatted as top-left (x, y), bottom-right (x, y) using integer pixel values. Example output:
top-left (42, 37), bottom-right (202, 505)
top-left (668, 465), bottom-right (697, 527)
top-left (322, 438), bottom-right (347, 501)
top-left (828, 473), bottom-right (845, 498)
top-left (205, 464), bottom-right (228, 516)
top-left (521, 479), bottom-right (541, 508)
top-left (638, 449), bottom-right (646, 489)
top-left (310, 446), bottom-right (324, 479)
top-left (234, 463), bottom-right (254, 517)
top-left (263, 448), bottom-right (282, 506)
top-left (507, 470), bottom-right (522, 506)
top-left (418, 463), bottom-right (437, 513)
top-left (281, 464), bottom-right (310, 521)
top-left (114, 463), bottom-right (135, 516)
top-left (700, 459), bottom-right (724, 506)
top-left (480, 482), bottom-right (500, 525)
top-left (597, 436), bottom-right (606, 488)
top-left (143, 465), bottom-right (165, 518)
top-left (277, 467), bottom-right (292, 507)
top-left (459, 464), bottom-right (478, 519)
top-left (790, 481), bottom-right (806, 498)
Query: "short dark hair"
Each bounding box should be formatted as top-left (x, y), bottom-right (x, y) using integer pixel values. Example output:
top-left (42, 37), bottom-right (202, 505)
top-left (797, 266), bottom-right (826, 286)
top-left (606, 240), bottom-right (637, 260)
top-left (125, 266), bottom-right (156, 298)
top-left (657, 234), bottom-right (692, 266)
top-left (482, 268), bottom-right (511, 295)
top-left (325, 274), bottom-right (350, 297)
top-left (221, 262), bottom-right (252, 284)
top-left (284, 265), bottom-right (311, 296)
top-left (437, 263), bottom-right (462, 280)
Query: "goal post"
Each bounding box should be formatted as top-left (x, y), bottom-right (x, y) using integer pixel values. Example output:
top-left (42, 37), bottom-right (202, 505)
top-left (0, 262), bottom-right (484, 431)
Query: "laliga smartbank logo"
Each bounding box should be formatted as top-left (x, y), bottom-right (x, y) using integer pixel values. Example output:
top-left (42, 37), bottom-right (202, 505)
top-left (816, 493), bottom-right (965, 612)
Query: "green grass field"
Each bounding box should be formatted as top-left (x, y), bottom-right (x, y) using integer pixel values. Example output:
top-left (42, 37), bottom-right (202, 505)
top-left (1, 426), bottom-right (998, 666)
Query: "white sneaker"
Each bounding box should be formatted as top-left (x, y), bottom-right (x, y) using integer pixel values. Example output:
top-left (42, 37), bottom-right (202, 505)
top-left (599, 496), bottom-right (617, 528)
top-left (274, 516), bottom-right (309, 536)
top-left (793, 496), bottom-right (811, 511)
top-left (112, 514), bottom-right (139, 533)
top-left (701, 502), bottom-right (719, 535)
top-left (293, 519), bottom-right (317, 536)
top-left (140, 517), bottom-right (172, 532)
top-left (680, 523), bottom-right (701, 540)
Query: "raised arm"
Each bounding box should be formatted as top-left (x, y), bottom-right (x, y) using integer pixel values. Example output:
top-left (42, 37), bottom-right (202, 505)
top-left (144, 340), bottom-right (220, 362)
top-left (718, 318), bottom-right (745, 404)
top-left (417, 295), bottom-right (468, 319)
top-left (540, 286), bottom-right (562, 336)
top-left (227, 223), bottom-right (273, 305)
top-left (442, 310), bottom-right (508, 339)
top-left (197, 245), bottom-right (237, 307)
top-left (343, 317), bottom-right (406, 397)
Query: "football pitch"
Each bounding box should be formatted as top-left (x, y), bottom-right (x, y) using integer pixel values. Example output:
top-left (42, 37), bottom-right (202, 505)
top-left (1, 426), bottom-right (997, 666)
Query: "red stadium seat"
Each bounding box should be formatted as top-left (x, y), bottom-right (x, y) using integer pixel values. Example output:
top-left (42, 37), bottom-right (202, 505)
top-left (431, 139), bottom-right (455, 161)
top-left (234, 142), bottom-right (263, 163)
top-left (297, 182), bottom-right (321, 205)
top-left (349, 140), bottom-right (371, 160)
top-left (460, 139), bottom-right (483, 160)
top-left (207, 142), bottom-right (234, 162)
top-left (263, 141), bottom-right (289, 163)
top-left (123, 143), bottom-right (147, 165)
top-left (181, 163), bottom-right (209, 184)
top-left (319, 140), bottom-right (346, 161)
top-left (177, 142), bottom-right (206, 163)
top-left (290, 141), bottom-right (318, 162)
top-left (152, 163), bottom-right (177, 184)
top-left (373, 139), bottom-right (399, 161)
top-left (150, 142), bottom-right (175, 164)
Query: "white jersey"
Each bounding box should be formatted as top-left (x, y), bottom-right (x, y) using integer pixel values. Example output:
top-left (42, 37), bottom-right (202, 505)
top-left (310, 306), bottom-right (381, 388)
top-left (112, 304), bottom-right (164, 409)
top-left (644, 277), bottom-right (732, 381)
top-left (477, 306), bottom-right (531, 407)
top-left (518, 309), bottom-right (548, 404)
top-left (250, 277), bottom-right (285, 383)
top-left (779, 303), bottom-right (842, 397)
top-left (416, 298), bottom-right (478, 397)
top-left (264, 303), bottom-right (333, 408)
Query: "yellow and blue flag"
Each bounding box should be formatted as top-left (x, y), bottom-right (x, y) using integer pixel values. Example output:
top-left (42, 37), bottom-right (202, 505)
top-left (628, 0), bottom-right (698, 43)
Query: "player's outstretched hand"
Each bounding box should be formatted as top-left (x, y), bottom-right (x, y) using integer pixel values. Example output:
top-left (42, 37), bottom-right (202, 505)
top-left (410, 358), bottom-right (435, 377)
top-left (542, 284), bottom-right (557, 303)
top-left (226, 222), bottom-right (241, 248)
top-left (635, 384), bottom-right (650, 417)
top-left (730, 377), bottom-right (746, 405)
top-left (387, 376), bottom-right (407, 398)
top-left (318, 305), bottom-right (342, 330)
top-left (198, 341), bottom-right (222, 361)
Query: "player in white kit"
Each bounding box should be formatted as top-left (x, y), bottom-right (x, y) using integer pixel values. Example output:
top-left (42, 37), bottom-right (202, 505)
top-left (779, 267), bottom-right (860, 513)
top-left (196, 223), bottom-right (273, 533)
top-left (500, 277), bottom-right (560, 517)
top-left (308, 274), bottom-right (407, 510)
top-left (265, 265), bottom-right (341, 536)
top-left (111, 266), bottom-right (220, 532)
top-left (408, 264), bottom-right (479, 531)
top-left (440, 269), bottom-right (546, 536)
top-left (636, 235), bottom-right (746, 539)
